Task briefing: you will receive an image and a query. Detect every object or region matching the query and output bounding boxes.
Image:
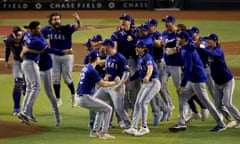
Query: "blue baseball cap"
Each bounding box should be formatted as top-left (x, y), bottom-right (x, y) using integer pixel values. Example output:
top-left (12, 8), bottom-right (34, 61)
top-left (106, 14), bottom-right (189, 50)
top-left (204, 33), bottom-right (218, 41)
top-left (89, 50), bottom-right (100, 60)
top-left (130, 17), bottom-right (135, 25)
top-left (177, 31), bottom-right (190, 40)
top-left (101, 39), bottom-right (115, 47)
top-left (83, 38), bottom-right (91, 47)
top-left (148, 18), bottom-right (158, 26)
top-left (162, 15), bottom-right (176, 23)
top-left (119, 13), bottom-right (131, 21)
top-left (139, 23), bottom-right (150, 31)
top-left (190, 26), bottom-right (200, 35)
top-left (92, 34), bottom-right (102, 42)
top-left (135, 40), bottom-right (147, 48)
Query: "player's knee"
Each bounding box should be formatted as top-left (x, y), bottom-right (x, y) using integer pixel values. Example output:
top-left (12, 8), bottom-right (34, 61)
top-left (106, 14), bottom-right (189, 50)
top-left (14, 77), bottom-right (24, 88)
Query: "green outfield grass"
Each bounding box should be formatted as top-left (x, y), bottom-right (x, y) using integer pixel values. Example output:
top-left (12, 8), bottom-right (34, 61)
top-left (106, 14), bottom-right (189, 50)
top-left (0, 73), bottom-right (240, 144)
top-left (0, 18), bottom-right (240, 144)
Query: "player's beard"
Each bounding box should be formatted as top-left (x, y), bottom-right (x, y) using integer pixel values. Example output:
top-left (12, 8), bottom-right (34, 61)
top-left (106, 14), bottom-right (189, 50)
top-left (53, 22), bottom-right (61, 29)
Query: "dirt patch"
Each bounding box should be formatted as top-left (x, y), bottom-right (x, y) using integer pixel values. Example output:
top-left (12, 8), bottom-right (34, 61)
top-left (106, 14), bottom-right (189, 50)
top-left (0, 121), bottom-right (43, 139)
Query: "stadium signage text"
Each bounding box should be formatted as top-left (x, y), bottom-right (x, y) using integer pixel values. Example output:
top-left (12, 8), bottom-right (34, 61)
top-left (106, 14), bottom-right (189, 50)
top-left (0, 1), bottom-right (148, 10)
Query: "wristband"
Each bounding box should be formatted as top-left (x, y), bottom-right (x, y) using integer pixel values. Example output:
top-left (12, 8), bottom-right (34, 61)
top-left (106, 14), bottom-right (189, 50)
top-left (76, 20), bottom-right (80, 25)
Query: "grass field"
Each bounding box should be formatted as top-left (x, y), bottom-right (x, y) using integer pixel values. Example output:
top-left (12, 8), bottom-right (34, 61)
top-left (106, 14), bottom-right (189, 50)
top-left (0, 18), bottom-right (240, 144)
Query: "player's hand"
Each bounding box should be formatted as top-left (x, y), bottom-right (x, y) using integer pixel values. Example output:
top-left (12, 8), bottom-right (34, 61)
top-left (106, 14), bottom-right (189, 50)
top-left (104, 74), bottom-right (111, 81)
top-left (177, 87), bottom-right (183, 95)
top-left (143, 76), bottom-right (150, 84)
top-left (114, 85), bottom-right (121, 92)
top-left (63, 49), bottom-right (73, 55)
top-left (114, 76), bottom-right (120, 84)
top-left (73, 12), bottom-right (80, 20)
top-left (127, 35), bottom-right (133, 41)
top-left (124, 78), bottom-right (131, 85)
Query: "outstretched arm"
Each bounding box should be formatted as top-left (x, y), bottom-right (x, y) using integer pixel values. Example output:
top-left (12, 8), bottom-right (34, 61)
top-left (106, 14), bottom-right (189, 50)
top-left (73, 12), bottom-right (81, 30)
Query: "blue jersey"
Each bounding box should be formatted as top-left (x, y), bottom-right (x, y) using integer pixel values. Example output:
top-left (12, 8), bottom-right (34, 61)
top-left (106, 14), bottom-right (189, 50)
top-left (191, 37), bottom-right (209, 67)
top-left (162, 30), bottom-right (182, 66)
top-left (39, 48), bottom-right (64, 71)
top-left (150, 31), bottom-right (163, 61)
top-left (180, 42), bottom-right (207, 87)
top-left (197, 46), bottom-right (233, 85)
top-left (41, 24), bottom-right (75, 50)
top-left (111, 27), bottom-right (138, 58)
top-left (76, 64), bottom-right (102, 95)
top-left (105, 52), bottom-right (129, 81)
top-left (135, 53), bottom-right (159, 81)
top-left (23, 33), bottom-right (47, 61)
top-left (4, 34), bottom-right (23, 61)
top-left (138, 34), bottom-right (154, 56)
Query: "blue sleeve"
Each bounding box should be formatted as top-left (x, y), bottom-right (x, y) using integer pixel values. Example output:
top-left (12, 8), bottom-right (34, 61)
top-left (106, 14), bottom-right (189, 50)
top-left (83, 55), bottom-right (89, 64)
top-left (181, 51), bottom-right (193, 87)
top-left (197, 47), bottom-right (222, 58)
top-left (63, 24), bottom-right (75, 35)
top-left (111, 32), bottom-right (119, 42)
top-left (41, 26), bottom-right (49, 38)
top-left (120, 55), bottom-right (129, 72)
top-left (44, 47), bottom-right (64, 56)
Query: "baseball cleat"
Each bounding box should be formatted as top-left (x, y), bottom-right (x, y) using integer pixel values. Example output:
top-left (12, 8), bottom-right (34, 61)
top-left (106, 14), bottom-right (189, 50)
top-left (226, 120), bottom-right (237, 128)
top-left (99, 133), bottom-right (115, 140)
top-left (71, 94), bottom-right (77, 108)
top-left (89, 131), bottom-right (100, 138)
top-left (169, 124), bottom-right (187, 132)
top-left (134, 127), bottom-right (150, 136)
top-left (17, 113), bottom-right (30, 125)
top-left (122, 127), bottom-right (138, 135)
top-left (56, 98), bottom-right (63, 107)
top-left (210, 125), bottom-right (226, 132)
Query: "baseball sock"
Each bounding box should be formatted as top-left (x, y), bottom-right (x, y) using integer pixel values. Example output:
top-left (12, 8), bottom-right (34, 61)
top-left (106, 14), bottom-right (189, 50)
top-left (67, 82), bottom-right (75, 95)
top-left (53, 84), bottom-right (61, 99)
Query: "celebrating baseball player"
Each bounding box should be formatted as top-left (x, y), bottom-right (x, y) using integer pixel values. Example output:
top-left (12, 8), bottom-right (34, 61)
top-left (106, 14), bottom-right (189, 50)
top-left (76, 50), bottom-right (120, 140)
top-left (41, 12), bottom-right (81, 107)
top-left (168, 31), bottom-right (226, 132)
top-left (4, 26), bottom-right (26, 116)
top-left (197, 33), bottom-right (240, 128)
top-left (123, 40), bottom-right (161, 136)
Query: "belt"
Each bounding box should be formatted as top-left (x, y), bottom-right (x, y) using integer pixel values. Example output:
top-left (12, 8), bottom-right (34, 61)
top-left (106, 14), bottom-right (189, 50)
top-left (126, 56), bottom-right (135, 59)
top-left (78, 94), bottom-right (84, 97)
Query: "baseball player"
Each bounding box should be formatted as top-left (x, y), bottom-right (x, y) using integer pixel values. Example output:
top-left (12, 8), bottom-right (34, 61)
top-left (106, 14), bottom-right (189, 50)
top-left (123, 40), bottom-right (161, 136)
top-left (138, 21), bottom-right (168, 126)
top-left (93, 39), bottom-right (131, 129)
top-left (17, 21), bottom-right (47, 125)
top-left (4, 26), bottom-right (25, 115)
top-left (41, 12), bottom-right (81, 107)
top-left (111, 13), bottom-right (139, 120)
top-left (20, 43), bottom-right (73, 126)
top-left (197, 33), bottom-right (240, 128)
top-left (160, 15), bottom-right (182, 121)
top-left (76, 50), bottom-right (119, 140)
top-left (168, 31), bottom-right (226, 132)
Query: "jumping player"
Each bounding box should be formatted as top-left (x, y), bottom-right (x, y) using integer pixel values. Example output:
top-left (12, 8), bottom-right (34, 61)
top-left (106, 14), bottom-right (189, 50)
top-left (123, 40), bottom-right (161, 136)
top-left (41, 12), bottom-right (81, 107)
top-left (4, 26), bottom-right (25, 115)
top-left (76, 50), bottom-right (119, 140)
top-left (17, 21), bottom-right (47, 125)
top-left (168, 31), bottom-right (226, 132)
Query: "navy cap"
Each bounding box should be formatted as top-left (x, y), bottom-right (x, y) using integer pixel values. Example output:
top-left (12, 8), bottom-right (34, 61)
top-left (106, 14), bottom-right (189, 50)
top-left (120, 13), bottom-right (131, 21)
top-left (190, 26), bottom-right (200, 35)
top-left (177, 31), bottom-right (190, 40)
top-left (89, 50), bottom-right (100, 60)
top-left (92, 34), bottom-right (102, 42)
top-left (148, 18), bottom-right (158, 26)
top-left (83, 38), bottom-right (91, 47)
top-left (101, 39), bottom-right (115, 47)
top-left (204, 33), bottom-right (218, 41)
top-left (139, 23), bottom-right (150, 31)
top-left (130, 17), bottom-right (135, 25)
top-left (135, 40), bottom-right (147, 48)
top-left (162, 15), bottom-right (176, 23)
